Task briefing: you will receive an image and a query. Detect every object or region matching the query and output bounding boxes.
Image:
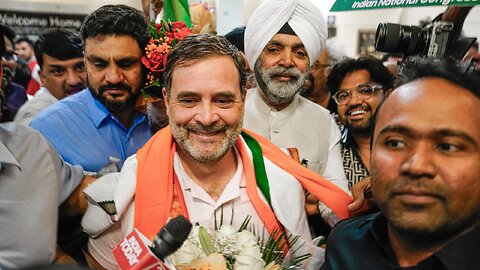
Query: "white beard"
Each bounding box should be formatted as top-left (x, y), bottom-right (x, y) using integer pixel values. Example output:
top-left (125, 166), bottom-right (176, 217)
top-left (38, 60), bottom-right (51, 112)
top-left (254, 60), bottom-right (309, 105)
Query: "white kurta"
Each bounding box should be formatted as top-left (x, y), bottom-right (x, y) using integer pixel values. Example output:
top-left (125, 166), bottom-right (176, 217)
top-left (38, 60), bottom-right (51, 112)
top-left (244, 88), bottom-right (349, 192)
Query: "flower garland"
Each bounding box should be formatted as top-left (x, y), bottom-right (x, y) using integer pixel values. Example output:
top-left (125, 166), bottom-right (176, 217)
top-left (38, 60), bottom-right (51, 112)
top-left (141, 20), bottom-right (192, 98)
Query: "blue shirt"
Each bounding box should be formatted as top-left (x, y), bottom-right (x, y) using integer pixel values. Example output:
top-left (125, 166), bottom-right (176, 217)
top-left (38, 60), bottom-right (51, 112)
top-left (30, 89), bottom-right (153, 172)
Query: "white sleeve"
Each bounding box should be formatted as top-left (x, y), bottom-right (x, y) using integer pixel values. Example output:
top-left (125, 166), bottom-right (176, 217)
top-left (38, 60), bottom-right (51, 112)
top-left (321, 117), bottom-right (349, 193)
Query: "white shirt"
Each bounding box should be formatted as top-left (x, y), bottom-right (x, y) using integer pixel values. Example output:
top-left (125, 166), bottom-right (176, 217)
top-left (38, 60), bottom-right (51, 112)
top-left (244, 88), bottom-right (348, 192)
top-left (174, 148), bottom-right (265, 233)
top-left (14, 87), bottom-right (58, 125)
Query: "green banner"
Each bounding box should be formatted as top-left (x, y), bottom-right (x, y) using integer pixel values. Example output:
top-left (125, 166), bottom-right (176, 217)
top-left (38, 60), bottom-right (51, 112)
top-left (163, 0), bottom-right (191, 27)
top-left (330, 0), bottom-right (479, 11)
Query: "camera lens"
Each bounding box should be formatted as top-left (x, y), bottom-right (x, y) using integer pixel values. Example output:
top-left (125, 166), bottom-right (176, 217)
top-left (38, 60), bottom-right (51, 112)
top-left (375, 23), bottom-right (424, 54)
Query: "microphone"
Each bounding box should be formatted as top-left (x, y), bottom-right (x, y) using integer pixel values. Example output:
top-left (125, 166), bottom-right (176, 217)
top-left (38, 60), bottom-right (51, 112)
top-left (151, 215), bottom-right (192, 260)
top-left (113, 215), bottom-right (192, 270)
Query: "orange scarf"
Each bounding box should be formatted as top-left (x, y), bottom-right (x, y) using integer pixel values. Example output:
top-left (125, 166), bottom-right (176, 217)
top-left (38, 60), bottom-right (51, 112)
top-left (134, 127), bottom-right (352, 239)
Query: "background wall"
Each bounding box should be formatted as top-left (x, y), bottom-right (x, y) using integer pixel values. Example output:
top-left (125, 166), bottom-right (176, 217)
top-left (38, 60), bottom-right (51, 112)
top-left (1, 0), bottom-right (479, 58)
top-left (1, 0), bottom-right (141, 14)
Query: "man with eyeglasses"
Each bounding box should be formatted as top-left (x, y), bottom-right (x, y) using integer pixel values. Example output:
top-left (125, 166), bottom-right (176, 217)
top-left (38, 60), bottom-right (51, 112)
top-left (0, 24), bottom-right (27, 121)
top-left (327, 56), bottom-right (394, 196)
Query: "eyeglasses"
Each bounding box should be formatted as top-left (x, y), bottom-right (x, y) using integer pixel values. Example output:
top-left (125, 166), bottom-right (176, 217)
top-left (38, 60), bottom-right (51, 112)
top-left (332, 83), bottom-right (383, 105)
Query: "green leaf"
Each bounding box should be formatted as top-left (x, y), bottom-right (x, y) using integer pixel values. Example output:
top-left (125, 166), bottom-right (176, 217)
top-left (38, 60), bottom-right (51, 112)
top-left (198, 226), bottom-right (215, 255)
top-left (149, 24), bottom-right (159, 39)
top-left (238, 215), bottom-right (251, 232)
top-left (161, 19), bottom-right (171, 32)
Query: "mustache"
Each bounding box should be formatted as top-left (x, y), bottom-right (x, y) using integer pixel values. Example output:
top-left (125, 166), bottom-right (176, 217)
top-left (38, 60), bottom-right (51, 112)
top-left (185, 123), bottom-right (228, 133)
top-left (98, 82), bottom-right (132, 93)
top-left (265, 66), bottom-right (302, 80)
top-left (386, 177), bottom-right (449, 199)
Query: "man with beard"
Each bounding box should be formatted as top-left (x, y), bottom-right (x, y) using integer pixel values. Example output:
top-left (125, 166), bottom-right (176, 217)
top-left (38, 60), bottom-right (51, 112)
top-left (327, 56), bottom-right (393, 190)
top-left (324, 56), bottom-right (480, 269)
top-left (29, 5), bottom-right (153, 264)
top-left (15, 29), bottom-right (86, 125)
top-left (243, 0), bottom-right (348, 195)
top-left (30, 5), bottom-right (152, 173)
top-left (81, 34), bottom-right (352, 269)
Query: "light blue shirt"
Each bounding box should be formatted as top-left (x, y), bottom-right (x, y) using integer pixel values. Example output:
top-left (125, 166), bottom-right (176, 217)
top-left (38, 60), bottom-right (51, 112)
top-left (30, 89), bottom-right (153, 172)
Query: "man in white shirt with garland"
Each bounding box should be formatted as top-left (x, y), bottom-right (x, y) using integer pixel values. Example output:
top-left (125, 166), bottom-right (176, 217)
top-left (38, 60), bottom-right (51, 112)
top-left (81, 34), bottom-right (351, 270)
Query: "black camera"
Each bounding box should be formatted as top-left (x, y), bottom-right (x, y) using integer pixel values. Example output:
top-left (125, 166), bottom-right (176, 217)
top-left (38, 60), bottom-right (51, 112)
top-left (375, 20), bottom-right (476, 60)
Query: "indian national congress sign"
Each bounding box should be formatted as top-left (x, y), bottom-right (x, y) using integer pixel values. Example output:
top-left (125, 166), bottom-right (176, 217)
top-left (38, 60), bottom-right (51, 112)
top-left (330, 0), bottom-right (479, 11)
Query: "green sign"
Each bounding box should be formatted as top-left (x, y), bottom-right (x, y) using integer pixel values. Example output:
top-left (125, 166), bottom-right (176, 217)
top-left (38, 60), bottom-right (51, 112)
top-left (330, 0), bottom-right (479, 11)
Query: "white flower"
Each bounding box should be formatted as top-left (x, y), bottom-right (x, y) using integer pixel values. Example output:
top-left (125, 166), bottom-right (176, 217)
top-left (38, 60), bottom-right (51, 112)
top-left (218, 224), bottom-right (237, 237)
top-left (169, 240), bottom-right (203, 265)
top-left (168, 232), bottom-right (204, 265)
top-left (234, 245), bottom-right (264, 270)
top-left (215, 224), bottom-right (237, 244)
top-left (235, 230), bottom-right (258, 250)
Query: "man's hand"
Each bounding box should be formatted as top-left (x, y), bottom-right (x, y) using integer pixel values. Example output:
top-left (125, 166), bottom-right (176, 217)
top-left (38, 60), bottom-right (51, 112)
top-left (151, 0), bottom-right (164, 14)
top-left (60, 175), bottom-right (97, 217)
top-left (305, 191), bottom-right (320, 216)
top-left (348, 177), bottom-right (375, 216)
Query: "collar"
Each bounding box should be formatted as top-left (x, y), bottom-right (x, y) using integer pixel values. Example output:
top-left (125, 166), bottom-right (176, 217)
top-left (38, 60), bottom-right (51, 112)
top-left (84, 90), bottom-right (112, 128)
top-left (370, 213), bottom-right (480, 269)
top-left (435, 224), bottom-right (480, 269)
top-left (174, 146), bottom-right (246, 206)
top-left (84, 89), bottom-right (147, 130)
top-left (250, 87), bottom-right (301, 120)
top-left (35, 87), bottom-right (58, 102)
top-left (341, 127), bottom-right (358, 149)
top-left (0, 136), bottom-right (21, 171)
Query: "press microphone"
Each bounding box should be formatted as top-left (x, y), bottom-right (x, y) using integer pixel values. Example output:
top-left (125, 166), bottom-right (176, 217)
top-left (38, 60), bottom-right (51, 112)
top-left (151, 215), bottom-right (193, 260)
top-left (113, 215), bottom-right (192, 270)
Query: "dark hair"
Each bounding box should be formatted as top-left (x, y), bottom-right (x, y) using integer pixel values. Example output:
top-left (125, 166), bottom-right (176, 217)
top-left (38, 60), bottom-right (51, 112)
top-left (396, 56), bottom-right (480, 98)
top-left (327, 56), bottom-right (394, 95)
top-left (15, 37), bottom-right (34, 47)
top-left (0, 24), bottom-right (15, 44)
top-left (34, 29), bottom-right (83, 69)
top-left (163, 34), bottom-right (248, 96)
top-left (371, 56), bottom-right (480, 149)
top-left (224, 26), bottom-right (246, 52)
top-left (80, 4), bottom-right (149, 51)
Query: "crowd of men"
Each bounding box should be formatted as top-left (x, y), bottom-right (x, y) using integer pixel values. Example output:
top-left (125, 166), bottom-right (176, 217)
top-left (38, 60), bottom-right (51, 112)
top-left (0, 0), bottom-right (479, 269)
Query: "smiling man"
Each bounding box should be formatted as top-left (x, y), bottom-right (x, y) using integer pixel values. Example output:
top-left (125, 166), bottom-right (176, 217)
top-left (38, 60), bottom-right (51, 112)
top-left (324, 56), bottom-right (480, 269)
top-left (243, 0), bottom-right (348, 195)
top-left (81, 34), bottom-right (351, 269)
top-left (14, 29), bottom-right (86, 125)
top-left (327, 56), bottom-right (394, 190)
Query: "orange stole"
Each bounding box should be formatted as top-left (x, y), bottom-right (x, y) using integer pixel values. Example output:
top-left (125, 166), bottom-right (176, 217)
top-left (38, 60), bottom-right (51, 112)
top-left (134, 127), bottom-right (352, 240)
